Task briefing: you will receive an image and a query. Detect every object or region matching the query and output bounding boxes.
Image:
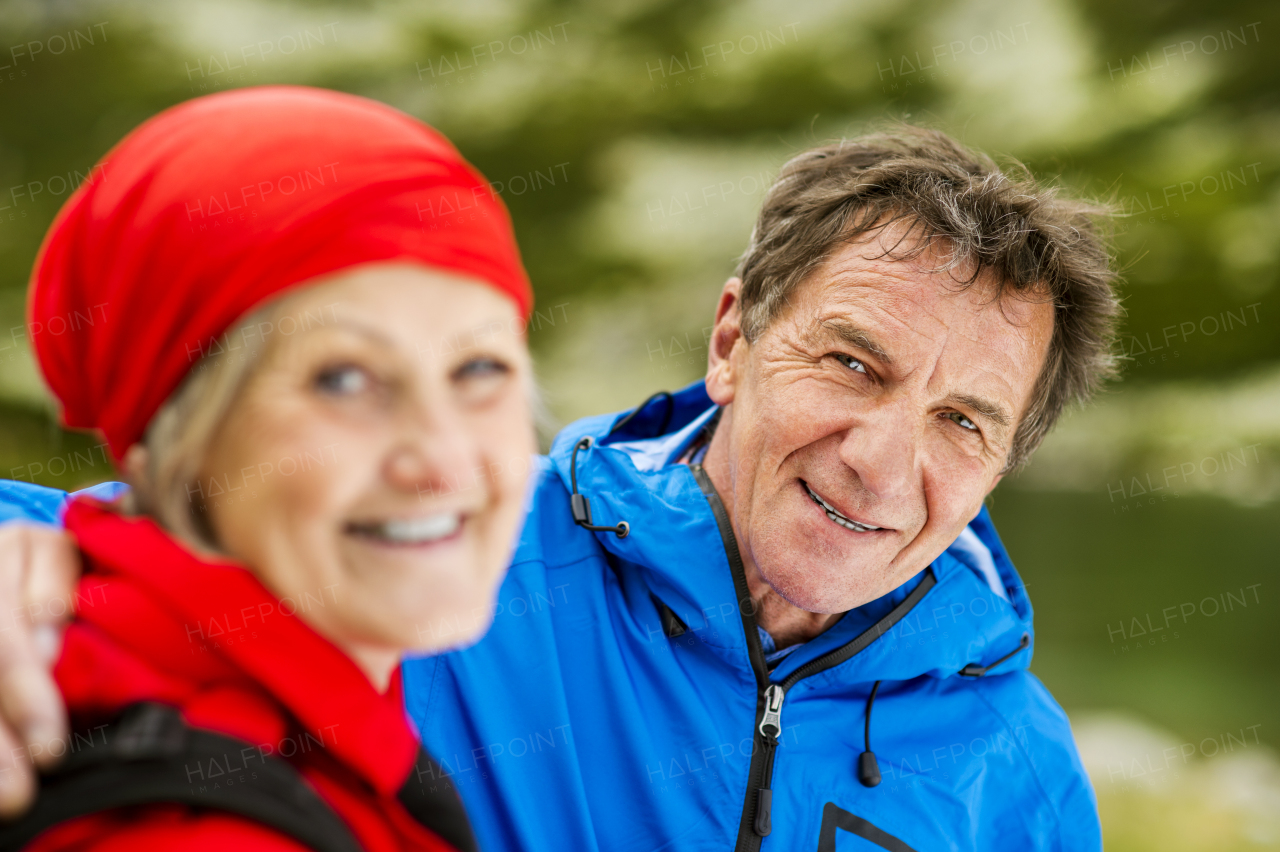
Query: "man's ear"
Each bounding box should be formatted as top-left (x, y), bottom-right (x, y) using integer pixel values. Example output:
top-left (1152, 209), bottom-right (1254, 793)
top-left (705, 278), bottom-right (745, 406)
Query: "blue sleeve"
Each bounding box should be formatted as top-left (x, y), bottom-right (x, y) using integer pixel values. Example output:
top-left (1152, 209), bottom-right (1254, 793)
top-left (0, 480), bottom-right (129, 526)
top-left (988, 671), bottom-right (1102, 851)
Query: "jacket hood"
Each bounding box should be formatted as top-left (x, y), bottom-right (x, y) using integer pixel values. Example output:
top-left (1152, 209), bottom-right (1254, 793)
top-left (547, 380), bottom-right (1034, 686)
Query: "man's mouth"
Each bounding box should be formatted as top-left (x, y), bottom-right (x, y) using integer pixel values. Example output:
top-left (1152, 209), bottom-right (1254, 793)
top-left (802, 482), bottom-right (881, 533)
top-left (345, 514), bottom-right (463, 546)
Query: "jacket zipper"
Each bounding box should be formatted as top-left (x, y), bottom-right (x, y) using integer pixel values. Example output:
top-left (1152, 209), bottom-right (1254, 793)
top-left (691, 465), bottom-right (938, 851)
top-left (752, 684), bottom-right (784, 836)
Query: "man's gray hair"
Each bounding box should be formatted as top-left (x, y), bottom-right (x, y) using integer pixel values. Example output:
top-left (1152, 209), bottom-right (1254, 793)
top-left (736, 124), bottom-right (1123, 470)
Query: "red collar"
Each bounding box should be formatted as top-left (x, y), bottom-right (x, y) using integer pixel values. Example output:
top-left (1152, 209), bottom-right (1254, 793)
top-left (63, 497), bottom-right (419, 796)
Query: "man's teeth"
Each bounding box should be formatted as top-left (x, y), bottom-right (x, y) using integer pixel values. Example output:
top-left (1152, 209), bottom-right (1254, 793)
top-left (804, 484), bottom-right (880, 532)
top-left (350, 514), bottom-right (461, 544)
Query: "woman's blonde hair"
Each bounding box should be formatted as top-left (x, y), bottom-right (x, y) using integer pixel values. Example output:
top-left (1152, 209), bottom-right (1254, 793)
top-left (125, 301), bottom-right (278, 551)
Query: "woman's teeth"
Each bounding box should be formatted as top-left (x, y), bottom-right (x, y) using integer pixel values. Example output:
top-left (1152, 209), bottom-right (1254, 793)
top-left (804, 483), bottom-right (880, 532)
top-left (347, 514), bottom-right (461, 544)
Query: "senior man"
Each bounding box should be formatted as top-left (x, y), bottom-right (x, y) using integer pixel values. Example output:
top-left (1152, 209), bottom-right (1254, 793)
top-left (0, 126), bottom-right (1117, 851)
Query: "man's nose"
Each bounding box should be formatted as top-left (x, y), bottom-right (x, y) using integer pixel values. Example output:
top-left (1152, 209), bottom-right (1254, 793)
top-left (835, 402), bottom-right (920, 501)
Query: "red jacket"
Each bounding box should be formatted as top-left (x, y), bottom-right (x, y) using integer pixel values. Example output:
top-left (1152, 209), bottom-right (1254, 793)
top-left (29, 498), bottom-right (462, 852)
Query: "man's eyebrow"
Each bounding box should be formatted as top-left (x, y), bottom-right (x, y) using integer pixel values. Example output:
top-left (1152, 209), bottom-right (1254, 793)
top-left (818, 319), bottom-right (892, 364)
top-left (949, 393), bottom-right (1012, 430)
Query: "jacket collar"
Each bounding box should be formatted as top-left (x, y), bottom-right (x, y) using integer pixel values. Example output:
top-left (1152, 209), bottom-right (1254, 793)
top-left (548, 381), bottom-right (1035, 685)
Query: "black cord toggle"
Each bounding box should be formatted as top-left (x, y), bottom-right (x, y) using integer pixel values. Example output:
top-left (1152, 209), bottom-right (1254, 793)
top-left (568, 437), bottom-right (629, 538)
top-left (857, 680), bottom-right (882, 787)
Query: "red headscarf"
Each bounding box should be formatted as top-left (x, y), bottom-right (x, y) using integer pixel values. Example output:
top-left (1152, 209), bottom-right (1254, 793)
top-left (28, 85), bottom-right (532, 461)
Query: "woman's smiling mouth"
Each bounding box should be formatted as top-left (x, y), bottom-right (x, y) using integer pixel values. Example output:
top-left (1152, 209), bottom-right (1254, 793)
top-left (345, 514), bottom-right (464, 546)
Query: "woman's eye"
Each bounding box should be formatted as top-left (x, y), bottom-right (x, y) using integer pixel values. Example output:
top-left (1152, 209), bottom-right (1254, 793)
top-left (454, 357), bottom-right (510, 382)
top-left (948, 411), bottom-right (978, 432)
top-left (834, 353), bottom-right (867, 374)
top-left (315, 364), bottom-right (371, 396)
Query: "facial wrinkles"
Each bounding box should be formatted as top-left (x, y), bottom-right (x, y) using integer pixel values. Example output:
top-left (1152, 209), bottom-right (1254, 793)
top-left (791, 274), bottom-right (1003, 584)
top-left (863, 281), bottom-right (1028, 456)
top-left (908, 366), bottom-right (1017, 584)
top-left (710, 224), bottom-right (1063, 618)
top-left (751, 327), bottom-right (832, 508)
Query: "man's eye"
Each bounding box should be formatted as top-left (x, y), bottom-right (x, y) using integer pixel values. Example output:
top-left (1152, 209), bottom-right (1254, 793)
top-left (315, 364), bottom-right (370, 396)
top-left (948, 411), bottom-right (978, 432)
top-left (834, 353), bottom-right (867, 374)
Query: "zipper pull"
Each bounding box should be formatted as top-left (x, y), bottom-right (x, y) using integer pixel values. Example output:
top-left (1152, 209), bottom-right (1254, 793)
top-left (753, 685), bottom-right (785, 837)
top-left (755, 786), bottom-right (773, 837)
top-left (758, 684), bottom-right (784, 738)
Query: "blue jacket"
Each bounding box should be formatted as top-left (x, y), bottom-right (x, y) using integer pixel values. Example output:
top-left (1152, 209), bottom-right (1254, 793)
top-left (4, 382), bottom-right (1099, 851)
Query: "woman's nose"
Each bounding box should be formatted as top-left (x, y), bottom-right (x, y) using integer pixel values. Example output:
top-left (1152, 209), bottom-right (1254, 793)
top-left (384, 399), bottom-right (480, 497)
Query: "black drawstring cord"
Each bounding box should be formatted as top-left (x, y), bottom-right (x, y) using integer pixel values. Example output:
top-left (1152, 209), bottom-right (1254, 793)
top-left (857, 680), bottom-right (882, 787)
top-left (567, 390), bottom-right (676, 540)
top-left (857, 630), bottom-right (1029, 788)
top-left (569, 437), bottom-right (629, 538)
top-left (610, 390), bottom-right (675, 437)
top-left (959, 633), bottom-right (1030, 677)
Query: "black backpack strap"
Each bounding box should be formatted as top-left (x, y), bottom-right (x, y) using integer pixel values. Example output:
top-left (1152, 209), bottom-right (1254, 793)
top-left (0, 702), bottom-right (362, 852)
top-left (397, 748), bottom-right (477, 852)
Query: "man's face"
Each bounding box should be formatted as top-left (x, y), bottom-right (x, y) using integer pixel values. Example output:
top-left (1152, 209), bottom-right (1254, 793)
top-left (704, 226), bottom-right (1054, 614)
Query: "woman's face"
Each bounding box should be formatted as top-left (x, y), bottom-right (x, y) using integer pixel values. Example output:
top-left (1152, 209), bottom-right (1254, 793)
top-left (196, 263), bottom-right (535, 685)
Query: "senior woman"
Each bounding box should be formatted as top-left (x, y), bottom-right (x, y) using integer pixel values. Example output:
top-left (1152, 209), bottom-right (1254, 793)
top-left (1, 87), bottom-right (536, 851)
